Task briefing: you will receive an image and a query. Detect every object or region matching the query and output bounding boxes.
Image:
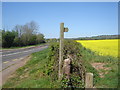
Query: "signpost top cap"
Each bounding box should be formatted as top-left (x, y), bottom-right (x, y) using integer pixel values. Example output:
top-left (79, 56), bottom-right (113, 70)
top-left (60, 22), bottom-right (64, 24)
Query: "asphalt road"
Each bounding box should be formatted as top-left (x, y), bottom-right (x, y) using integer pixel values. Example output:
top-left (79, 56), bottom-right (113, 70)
top-left (2, 45), bottom-right (48, 70)
top-left (0, 45), bottom-right (48, 86)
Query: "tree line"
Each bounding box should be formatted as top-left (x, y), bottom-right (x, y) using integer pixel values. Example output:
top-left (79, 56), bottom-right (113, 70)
top-left (72, 35), bottom-right (120, 40)
top-left (2, 21), bottom-right (45, 48)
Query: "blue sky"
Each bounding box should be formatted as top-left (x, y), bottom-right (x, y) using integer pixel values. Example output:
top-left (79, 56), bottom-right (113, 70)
top-left (2, 2), bottom-right (118, 38)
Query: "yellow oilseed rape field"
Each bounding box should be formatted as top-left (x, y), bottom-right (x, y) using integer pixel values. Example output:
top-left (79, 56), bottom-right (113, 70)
top-left (76, 39), bottom-right (119, 58)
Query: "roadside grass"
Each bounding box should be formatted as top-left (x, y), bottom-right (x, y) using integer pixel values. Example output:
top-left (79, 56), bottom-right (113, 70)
top-left (3, 48), bottom-right (61, 88)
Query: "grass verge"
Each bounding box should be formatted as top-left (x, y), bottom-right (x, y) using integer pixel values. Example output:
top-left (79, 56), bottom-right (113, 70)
top-left (3, 48), bottom-right (60, 88)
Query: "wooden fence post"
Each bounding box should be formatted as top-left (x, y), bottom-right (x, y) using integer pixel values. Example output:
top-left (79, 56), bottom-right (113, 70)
top-left (85, 73), bottom-right (93, 88)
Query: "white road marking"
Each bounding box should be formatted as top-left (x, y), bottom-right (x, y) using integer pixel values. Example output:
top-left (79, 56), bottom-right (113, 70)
top-left (3, 57), bottom-right (25, 65)
top-left (2, 49), bottom-right (35, 57)
top-left (12, 59), bottom-right (18, 61)
top-left (19, 57), bottom-right (24, 60)
top-left (3, 61), bottom-right (9, 64)
top-left (2, 52), bottom-right (21, 56)
top-left (2, 46), bottom-right (47, 57)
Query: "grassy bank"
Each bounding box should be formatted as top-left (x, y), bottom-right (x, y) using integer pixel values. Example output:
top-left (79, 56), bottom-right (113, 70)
top-left (3, 48), bottom-right (60, 88)
top-left (3, 40), bottom-right (118, 88)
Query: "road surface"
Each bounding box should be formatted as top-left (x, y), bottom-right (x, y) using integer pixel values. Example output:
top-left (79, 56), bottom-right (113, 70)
top-left (0, 45), bottom-right (48, 86)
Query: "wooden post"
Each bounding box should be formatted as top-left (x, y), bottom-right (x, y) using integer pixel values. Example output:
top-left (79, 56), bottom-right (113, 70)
top-left (59, 23), bottom-right (68, 80)
top-left (85, 73), bottom-right (93, 88)
top-left (59, 23), bottom-right (64, 80)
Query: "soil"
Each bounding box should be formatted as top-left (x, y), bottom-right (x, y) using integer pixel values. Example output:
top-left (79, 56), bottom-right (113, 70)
top-left (91, 63), bottom-right (111, 78)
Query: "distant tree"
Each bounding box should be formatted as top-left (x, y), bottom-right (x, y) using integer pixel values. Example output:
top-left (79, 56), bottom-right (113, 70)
top-left (36, 34), bottom-right (45, 44)
top-left (13, 37), bottom-right (21, 47)
top-left (2, 30), bottom-right (16, 48)
top-left (29, 35), bottom-right (37, 45)
top-left (2, 21), bottom-right (45, 48)
top-left (20, 21), bottom-right (39, 46)
top-left (75, 35), bottom-right (119, 40)
top-left (22, 21), bottom-right (39, 34)
top-left (14, 25), bottom-right (23, 38)
top-left (28, 21), bottom-right (39, 34)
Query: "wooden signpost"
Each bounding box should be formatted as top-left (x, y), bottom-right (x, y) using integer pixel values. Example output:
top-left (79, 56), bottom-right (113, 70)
top-left (59, 23), bottom-right (68, 80)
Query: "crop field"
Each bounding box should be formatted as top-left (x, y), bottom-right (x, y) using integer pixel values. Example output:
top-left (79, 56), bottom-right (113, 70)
top-left (76, 39), bottom-right (119, 58)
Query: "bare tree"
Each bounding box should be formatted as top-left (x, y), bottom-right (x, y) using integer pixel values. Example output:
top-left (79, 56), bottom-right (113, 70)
top-left (14, 21), bottom-right (39, 37)
top-left (13, 21), bottom-right (41, 46)
top-left (29, 21), bottom-right (39, 34)
top-left (14, 25), bottom-right (23, 38)
top-left (21, 21), bottom-right (39, 45)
